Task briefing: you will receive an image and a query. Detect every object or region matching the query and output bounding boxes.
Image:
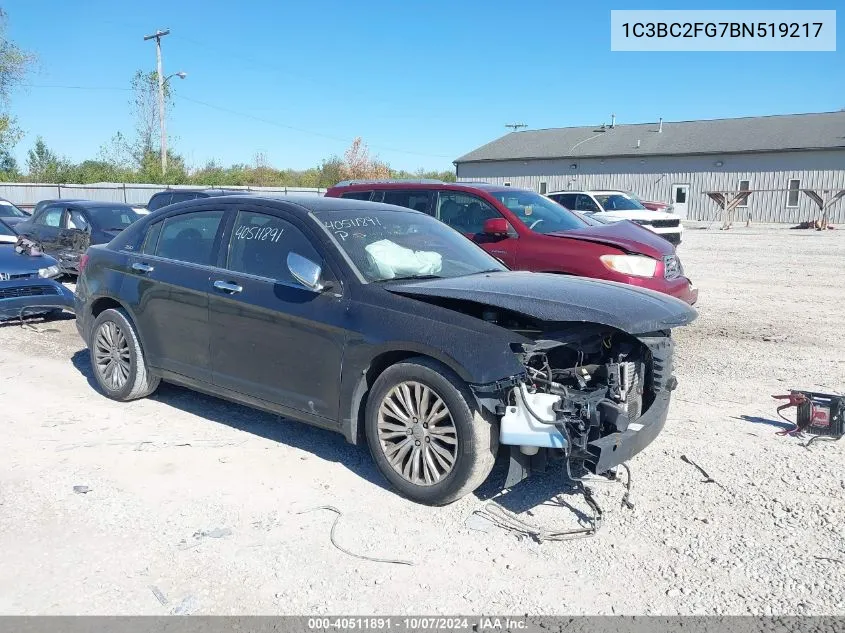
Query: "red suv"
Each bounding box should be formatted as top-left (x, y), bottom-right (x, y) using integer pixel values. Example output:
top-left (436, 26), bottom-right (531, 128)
top-left (325, 181), bottom-right (697, 304)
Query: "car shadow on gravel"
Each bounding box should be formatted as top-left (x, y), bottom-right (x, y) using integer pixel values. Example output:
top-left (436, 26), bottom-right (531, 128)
top-left (473, 456), bottom-right (598, 522)
top-left (70, 350), bottom-right (392, 493)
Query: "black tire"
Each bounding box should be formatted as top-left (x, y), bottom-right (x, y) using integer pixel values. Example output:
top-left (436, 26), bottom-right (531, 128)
top-left (365, 356), bottom-right (498, 505)
top-left (89, 307), bottom-right (160, 402)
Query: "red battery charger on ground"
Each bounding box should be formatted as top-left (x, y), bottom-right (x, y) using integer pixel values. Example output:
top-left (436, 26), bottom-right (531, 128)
top-left (772, 391), bottom-right (844, 437)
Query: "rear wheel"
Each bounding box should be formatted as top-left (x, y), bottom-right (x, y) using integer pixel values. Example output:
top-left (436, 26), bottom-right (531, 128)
top-left (365, 357), bottom-right (498, 505)
top-left (89, 308), bottom-right (160, 401)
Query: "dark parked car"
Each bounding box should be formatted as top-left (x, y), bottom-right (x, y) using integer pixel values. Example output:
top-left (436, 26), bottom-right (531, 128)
top-left (0, 219), bottom-right (73, 320)
top-left (15, 200), bottom-right (139, 275)
top-left (146, 188), bottom-right (242, 213)
top-left (0, 197), bottom-right (31, 228)
top-left (325, 181), bottom-right (697, 305)
top-left (75, 195), bottom-right (696, 505)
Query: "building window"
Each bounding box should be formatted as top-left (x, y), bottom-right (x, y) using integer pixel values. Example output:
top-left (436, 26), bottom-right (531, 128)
top-left (539, 181), bottom-right (547, 195)
top-left (503, 182), bottom-right (511, 187)
top-left (787, 179), bottom-right (800, 208)
top-left (737, 180), bottom-right (750, 207)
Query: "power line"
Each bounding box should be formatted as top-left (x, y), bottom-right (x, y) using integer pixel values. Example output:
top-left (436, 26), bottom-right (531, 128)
top-left (20, 84), bottom-right (453, 160)
top-left (22, 83), bottom-right (131, 91)
top-left (173, 92), bottom-right (453, 159)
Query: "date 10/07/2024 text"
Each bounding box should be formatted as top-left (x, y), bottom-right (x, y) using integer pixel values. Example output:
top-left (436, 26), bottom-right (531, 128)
top-left (306, 617), bottom-right (529, 631)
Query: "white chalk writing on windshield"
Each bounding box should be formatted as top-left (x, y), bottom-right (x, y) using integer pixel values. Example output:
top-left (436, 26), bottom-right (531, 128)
top-left (235, 224), bottom-right (284, 242)
top-left (324, 216), bottom-right (382, 241)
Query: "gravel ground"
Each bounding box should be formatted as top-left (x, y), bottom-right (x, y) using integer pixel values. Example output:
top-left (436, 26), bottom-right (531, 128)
top-left (1, 223), bottom-right (843, 616)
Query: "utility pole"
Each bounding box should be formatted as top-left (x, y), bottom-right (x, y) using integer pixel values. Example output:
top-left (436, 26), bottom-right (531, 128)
top-left (144, 29), bottom-right (171, 175)
top-left (505, 123), bottom-right (527, 132)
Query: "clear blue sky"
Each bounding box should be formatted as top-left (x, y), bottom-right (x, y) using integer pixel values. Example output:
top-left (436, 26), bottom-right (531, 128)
top-left (5, 0), bottom-right (843, 172)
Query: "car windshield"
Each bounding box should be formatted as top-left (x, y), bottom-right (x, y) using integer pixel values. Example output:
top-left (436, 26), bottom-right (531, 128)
top-left (594, 194), bottom-right (646, 211)
top-left (87, 206), bottom-right (139, 230)
top-left (314, 208), bottom-right (507, 282)
top-left (0, 200), bottom-right (27, 218)
top-left (490, 190), bottom-right (589, 233)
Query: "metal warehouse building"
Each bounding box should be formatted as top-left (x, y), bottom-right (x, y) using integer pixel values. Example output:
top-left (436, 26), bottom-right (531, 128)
top-left (454, 111), bottom-right (845, 224)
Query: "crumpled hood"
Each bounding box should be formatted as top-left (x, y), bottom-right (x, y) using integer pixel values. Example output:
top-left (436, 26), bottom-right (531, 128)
top-left (0, 244), bottom-right (59, 276)
top-left (546, 221), bottom-right (674, 258)
top-left (386, 270), bottom-right (697, 334)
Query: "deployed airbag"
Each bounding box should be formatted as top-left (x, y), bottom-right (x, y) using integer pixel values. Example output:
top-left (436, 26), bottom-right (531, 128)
top-left (365, 239), bottom-right (442, 279)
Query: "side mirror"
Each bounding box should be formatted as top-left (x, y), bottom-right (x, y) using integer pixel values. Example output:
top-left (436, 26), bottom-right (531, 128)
top-left (483, 218), bottom-right (509, 236)
top-left (287, 252), bottom-right (325, 292)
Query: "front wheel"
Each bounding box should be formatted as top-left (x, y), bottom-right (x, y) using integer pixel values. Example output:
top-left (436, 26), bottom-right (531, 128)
top-left (365, 357), bottom-right (498, 505)
top-left (89, 308), bottom-right (160, 402)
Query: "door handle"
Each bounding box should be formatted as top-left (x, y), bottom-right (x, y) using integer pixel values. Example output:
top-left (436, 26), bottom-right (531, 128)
top-left (213, 280), bottom-right (243, 294)
top-left (132, 262), bottom-right (154, 273)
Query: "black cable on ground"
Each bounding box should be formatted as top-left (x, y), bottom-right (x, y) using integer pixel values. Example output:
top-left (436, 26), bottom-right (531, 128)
top-left (296, 505), bottom-right (414, 566)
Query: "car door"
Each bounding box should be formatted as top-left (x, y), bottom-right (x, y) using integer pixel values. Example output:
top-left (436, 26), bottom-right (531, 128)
top-left (128, 208), bottom-right (226, 383)
top-left (208, 204), bottom-right (347, 422)
top-left (22, 204), bottom-right (65, 256)
top-left (434, 191), bottom-right (518, 267)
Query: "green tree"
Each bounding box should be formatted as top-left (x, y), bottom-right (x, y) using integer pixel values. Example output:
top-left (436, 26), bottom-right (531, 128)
top-left (0, 9), bottom-right (35, 164)
top-left (130, 70), bottom-right (173, 160)
top-left (26, 136), bottom-right (61, 181)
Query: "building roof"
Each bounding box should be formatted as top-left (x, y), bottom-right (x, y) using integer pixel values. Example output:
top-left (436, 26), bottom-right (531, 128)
top-left (454, 111), bottom-right (845, 163)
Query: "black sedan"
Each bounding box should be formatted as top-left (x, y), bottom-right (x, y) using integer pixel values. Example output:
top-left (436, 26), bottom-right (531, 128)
top-left (74, 195), bottom-right (696, 505)
top-left (15, 200), bottom-right (139, 275)
top-left (0, 219), bottom-right (74, 320)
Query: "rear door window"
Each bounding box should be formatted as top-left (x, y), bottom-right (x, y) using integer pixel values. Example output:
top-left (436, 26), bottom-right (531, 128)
top-left (156, 211), bottom-right (224, 266)
top-left (575, 194), bottom-right (601, 213)
top-left (551, 193), bottom-right (576, 209)
top-left (37, 206), bottom-right (63, 227)
top-left (226, 210), bottom-right (323, 283)
top-left (340, 191), bottom-right (373, 201)
top-left (170, 192), bottom-right (201, 204)
top-left (380, 190), bottom-right (434, 215)
top-left (436, 192), bottom-right (503, 234)
top-left (148, 192), bottom-right (173, 211)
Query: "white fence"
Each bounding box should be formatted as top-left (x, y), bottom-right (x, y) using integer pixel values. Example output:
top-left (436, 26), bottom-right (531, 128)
top-left (0, 182), bottom-right (327, 209)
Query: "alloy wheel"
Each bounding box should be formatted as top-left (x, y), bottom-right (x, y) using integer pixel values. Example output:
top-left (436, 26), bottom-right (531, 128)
top-left (376, 381), bottom-right (458, 486)
top-left (93, 321), bottom-right (131, 391)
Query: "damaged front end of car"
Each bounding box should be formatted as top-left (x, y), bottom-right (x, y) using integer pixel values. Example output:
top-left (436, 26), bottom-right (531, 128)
top-left (386, 271), bottom-right (697, 488)
top-left (470, 314), bottom-right (683, 488)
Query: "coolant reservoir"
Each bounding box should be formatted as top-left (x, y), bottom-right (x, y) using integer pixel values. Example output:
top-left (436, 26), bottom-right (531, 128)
top-left (500, 388), bottom-right (567, 449)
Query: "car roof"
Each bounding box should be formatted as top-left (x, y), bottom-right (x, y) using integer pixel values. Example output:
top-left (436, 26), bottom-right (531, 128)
top-left (68, 200), bottom-right (135, 208)
top-left (152, 188), bottom-right (242, 196)
top-left (161, 194), bottom-right (427, 218)
top-left (329, 180), bottom-right (532, 194)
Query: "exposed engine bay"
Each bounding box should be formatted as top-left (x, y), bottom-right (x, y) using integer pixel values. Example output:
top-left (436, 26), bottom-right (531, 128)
top-left (467, 305), bottom-right (678, 485)
top-left (511, 325), bottom-right (652, 447)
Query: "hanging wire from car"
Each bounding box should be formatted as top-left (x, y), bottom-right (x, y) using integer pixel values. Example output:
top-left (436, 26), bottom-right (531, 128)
top-left (17, 305), bottom-right (62, 334)
top-left (471, 482), bottom-right (603, 543)
top-left (517, 382), bottom-right (635, 509)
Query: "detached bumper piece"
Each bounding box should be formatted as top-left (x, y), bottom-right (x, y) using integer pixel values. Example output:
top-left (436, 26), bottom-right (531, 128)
top-left (0, 279), bottom-right (75, 320)
top-left (585, 392), bottom-right (670, 473)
